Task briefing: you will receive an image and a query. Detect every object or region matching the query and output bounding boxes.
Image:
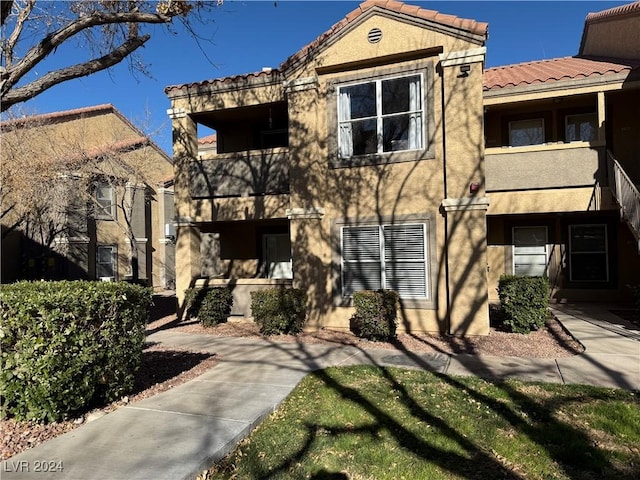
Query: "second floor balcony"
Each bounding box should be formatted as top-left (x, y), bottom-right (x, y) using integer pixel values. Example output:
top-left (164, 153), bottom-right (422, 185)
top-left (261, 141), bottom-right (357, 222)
top-left (190, 147), bottom-right (289, 199)
top-left (485, 141), bottom-right (605, 192)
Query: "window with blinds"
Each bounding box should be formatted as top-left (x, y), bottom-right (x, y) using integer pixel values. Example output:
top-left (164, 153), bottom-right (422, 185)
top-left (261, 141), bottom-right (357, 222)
top-left (341, 223), bottom-right (428, 299)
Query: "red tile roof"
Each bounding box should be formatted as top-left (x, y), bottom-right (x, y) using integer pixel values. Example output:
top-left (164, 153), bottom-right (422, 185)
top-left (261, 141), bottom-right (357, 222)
top-left (198, 134), bottom-right (217, 145)
top-left (483, 56), bottom-right (640, 91)
top-left (0, 104), bottom-right (115, 130)
top-left (585, 1), bottom-right (640, 24)
top-left (165, 1), bottom-right (487, 94)
top-left (280, 0), bottom-right (487, 72)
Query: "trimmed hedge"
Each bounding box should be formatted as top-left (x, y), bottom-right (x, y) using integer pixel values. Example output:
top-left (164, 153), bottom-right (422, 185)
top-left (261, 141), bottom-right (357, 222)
top-left (184, 287), bottom-right (233, 327)
top-left (0, 281), bottom-right (152, 422)
top-left (349, 290), bottom-right (399, 341)
top-left (497, 275), bottom-right (550, 334)
top-left (250, 288), bottom-right (307, 335)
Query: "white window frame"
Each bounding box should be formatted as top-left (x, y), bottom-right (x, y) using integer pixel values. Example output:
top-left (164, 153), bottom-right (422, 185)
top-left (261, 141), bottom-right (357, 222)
top-left (568, 224), bottom-right (609, 283)
top-left (95, 182), bottom-right (116, 219)
top-left (509, 118), bottom-right (545, 147)
top-left (512, 226), bottom-right (548, 277)
top-left (337, 73), bottom-right (424, 159)
top-left (96, 245), bottom-right (117, 279)
top-left (565, 112), bottom-right (597, 142)
top-left (340, 223), bottom-right (428, 299)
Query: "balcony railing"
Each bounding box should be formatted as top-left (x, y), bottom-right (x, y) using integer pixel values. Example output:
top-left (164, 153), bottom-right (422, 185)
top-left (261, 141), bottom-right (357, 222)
top-left (190, 148), bottom-right (289, 198)
top-left (607, 150), bottom-right (640, 251)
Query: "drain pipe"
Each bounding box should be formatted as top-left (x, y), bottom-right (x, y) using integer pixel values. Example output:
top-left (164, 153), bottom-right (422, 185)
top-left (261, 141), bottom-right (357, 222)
top-left (439, 63), bottom-right (452, 334)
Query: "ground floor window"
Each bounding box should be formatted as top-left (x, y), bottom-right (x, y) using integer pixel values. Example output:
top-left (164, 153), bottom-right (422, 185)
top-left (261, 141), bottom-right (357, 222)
top-left (262, 233), bottom-right (292, 279)
top-left (569, 224), bottom-right (609, 282)
top-left (512, 226), bottom-right (548, 276)
top-left (97, 245), bottom-right (117, 279)
top-left (341, 223), bottom-right (428, 299)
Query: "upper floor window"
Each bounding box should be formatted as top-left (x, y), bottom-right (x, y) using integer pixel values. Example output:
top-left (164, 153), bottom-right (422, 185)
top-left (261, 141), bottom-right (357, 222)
top-left (338, 74), bottom-right (423, 158)
top-left (95, 182), bottom-right (115, 219)
top-left (509, 118), bottom-right (544, 146)
top-left (565, 113), bottom-right (597, 142)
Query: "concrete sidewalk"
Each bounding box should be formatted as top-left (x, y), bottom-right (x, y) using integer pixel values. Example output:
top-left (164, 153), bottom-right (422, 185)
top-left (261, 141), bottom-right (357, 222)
top-left (3, 305), bottom-right (639, 480)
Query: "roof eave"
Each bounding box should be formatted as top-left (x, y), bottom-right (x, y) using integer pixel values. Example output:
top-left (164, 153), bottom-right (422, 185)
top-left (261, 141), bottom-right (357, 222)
top-left (483, 71), bottom-right (634, 103)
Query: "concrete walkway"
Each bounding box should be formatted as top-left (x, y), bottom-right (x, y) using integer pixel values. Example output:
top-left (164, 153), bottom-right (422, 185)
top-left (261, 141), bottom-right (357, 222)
top-left (3, 305), bottom-right (639, 480)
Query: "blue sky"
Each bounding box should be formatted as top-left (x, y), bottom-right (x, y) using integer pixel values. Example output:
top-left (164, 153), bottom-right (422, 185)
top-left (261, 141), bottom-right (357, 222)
top-left (7, 1), bottom-right (630, 153)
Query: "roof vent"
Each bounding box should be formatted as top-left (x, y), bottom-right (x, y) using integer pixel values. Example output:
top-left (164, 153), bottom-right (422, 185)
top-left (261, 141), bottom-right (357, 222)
top-left (368, 28), bottom-right (382, 44)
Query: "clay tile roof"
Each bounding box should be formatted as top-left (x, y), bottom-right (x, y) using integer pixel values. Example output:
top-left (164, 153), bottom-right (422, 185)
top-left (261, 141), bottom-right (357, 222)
top-left (585, 1), bottom-right (640, 24)
top-left (0, 104), bottom-right (115, 130)
top-left (165, 1), bottom-right (487, 93)
top-left (483, 56), bottom-right (640, 91)
top-left (280, 0), bottom-right (487, 71)
top-left (198, 134), bottom-right (217, 145)
top-left (165, 69), bottom-right (280, 95)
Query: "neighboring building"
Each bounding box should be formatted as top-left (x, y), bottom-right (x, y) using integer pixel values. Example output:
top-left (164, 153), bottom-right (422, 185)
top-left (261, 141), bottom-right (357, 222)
top-left (165, 0), bottom-right (640, 335)
top-left (1, 104), bottom-right (176, 289)
top-left (484, 2), bottom-right (640, 303)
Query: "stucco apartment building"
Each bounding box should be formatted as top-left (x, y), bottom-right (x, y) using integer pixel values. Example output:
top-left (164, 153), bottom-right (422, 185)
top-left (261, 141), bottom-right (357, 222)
top-left (165, 0), bottom-right (640, 335)
top-left (1, 104), bottom-right (176, 288)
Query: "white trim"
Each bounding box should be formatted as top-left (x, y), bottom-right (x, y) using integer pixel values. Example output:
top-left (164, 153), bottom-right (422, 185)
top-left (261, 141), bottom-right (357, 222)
top-left (441, 197), bottom-right (489, 212)
top-left (283, 76), bottom-right (319, 93)
top-left (439, 47), bottom-right (486, 67)
top-left (54, 236), bottom-right (90, 244)
top-left (166, 108), bottom-right (187, 119)
top-left (286, 207), bottom-right (325, 219)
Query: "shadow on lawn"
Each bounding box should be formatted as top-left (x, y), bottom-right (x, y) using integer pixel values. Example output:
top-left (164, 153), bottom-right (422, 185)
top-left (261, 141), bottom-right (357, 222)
top-left (218, 337), bottom-right (633, 480)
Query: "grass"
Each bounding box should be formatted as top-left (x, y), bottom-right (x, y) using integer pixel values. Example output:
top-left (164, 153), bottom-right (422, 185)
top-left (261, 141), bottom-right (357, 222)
top-left (208, 366), bottom-right (639, 480)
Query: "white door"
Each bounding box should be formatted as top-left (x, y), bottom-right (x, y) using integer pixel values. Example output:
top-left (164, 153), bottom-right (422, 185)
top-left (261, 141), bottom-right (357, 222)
top-left (264, 234), bottom-right (292, 279)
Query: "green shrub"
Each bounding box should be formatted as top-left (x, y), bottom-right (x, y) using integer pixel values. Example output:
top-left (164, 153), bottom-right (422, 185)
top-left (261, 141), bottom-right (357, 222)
top-left (497, 275), bottom-right (550, 334)
top-left (0, 281), bottom-right (152, 422)
top-left (349, 290), bottom-right (399, 341)
top-left (250, 288), bottom-right (307, 335)
top-left (184, 287), bottom-right (233, 327)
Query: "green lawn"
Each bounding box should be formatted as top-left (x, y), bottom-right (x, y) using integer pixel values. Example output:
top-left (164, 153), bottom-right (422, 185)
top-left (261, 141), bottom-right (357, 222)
top-left (208, 366), bottom-right (639, 480)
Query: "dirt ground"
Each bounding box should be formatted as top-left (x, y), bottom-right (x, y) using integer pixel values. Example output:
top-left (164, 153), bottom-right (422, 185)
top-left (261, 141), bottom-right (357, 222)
top-left (2, 294), bottom-right (587, 461)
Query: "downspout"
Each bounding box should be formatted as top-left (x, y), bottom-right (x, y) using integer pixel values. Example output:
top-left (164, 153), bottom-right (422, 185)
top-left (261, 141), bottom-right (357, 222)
top-left (439, 63), bottom-right (452, 333)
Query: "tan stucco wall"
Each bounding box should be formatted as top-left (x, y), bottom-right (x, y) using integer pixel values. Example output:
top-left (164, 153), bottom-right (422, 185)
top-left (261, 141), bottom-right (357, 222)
top-left (485, 144), bottom-right (602, 191)
top-left (168, 8), bottom-right (490, 333)
top-left (581, 15), bottom-right (640, 60)
top-left (1, 110), bottom-right (173, 286)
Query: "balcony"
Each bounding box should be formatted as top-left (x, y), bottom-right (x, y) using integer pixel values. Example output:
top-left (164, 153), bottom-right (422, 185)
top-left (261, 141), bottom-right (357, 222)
top-left (190, 147), bottom-right (289, 198)
top-left (485, 142), bottom-right (605, 192)
top-left (188, 148), bottom-right (290, 222)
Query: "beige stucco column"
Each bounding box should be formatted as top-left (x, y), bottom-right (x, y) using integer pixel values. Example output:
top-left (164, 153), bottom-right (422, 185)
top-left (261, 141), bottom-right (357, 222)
top-left (442, 198), bottom-right (490, 335)
top-left (287, 208), bottom-right (327, 330)
top-left (285, 76), bottom-right (331, 330)
top-left (439, 47), bottom-right (490, 335)
top-left (167, 107), bottom-right (201, 310)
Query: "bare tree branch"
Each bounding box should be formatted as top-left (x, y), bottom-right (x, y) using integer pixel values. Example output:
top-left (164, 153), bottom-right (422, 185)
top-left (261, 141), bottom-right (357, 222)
top-left (1, 10), bottom-right (170, 94)
top-left (1, 35), bottom-right (150, 111)
top-left (3, 0), bottom-right (34, 69)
